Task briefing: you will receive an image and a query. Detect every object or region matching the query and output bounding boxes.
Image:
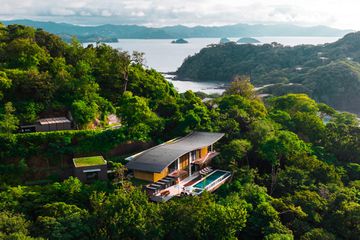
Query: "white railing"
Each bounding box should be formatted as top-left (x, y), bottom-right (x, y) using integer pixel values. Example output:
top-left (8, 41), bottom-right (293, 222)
top-left (192, 151), bottom-right (215, 164)
top-left (204, 171), bottom-right (231, 191)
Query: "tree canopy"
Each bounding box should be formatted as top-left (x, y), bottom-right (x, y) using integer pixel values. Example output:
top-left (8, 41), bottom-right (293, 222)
top-left (0, 24), bottom-right (359, 240)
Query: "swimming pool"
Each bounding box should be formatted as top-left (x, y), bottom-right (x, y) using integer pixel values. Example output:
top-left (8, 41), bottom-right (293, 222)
top-left (193, 170), bottom-right (231, 190)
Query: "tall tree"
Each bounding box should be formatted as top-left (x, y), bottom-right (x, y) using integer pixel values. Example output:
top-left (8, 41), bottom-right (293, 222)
top-left (0, 102), bottom-right (19, 134)
top-left (225, 75), bottom-right (256, 99)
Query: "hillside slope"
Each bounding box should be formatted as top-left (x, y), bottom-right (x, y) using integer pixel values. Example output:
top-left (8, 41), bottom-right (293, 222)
top-left (0, 23), bottom-right (177, 130)
top-left (0, 23), bottom-right (359, 240)
top-left (177, 32), bottom-right (360, 114)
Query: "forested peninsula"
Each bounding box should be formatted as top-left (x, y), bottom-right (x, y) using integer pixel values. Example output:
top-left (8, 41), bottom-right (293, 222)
top-left (0, 23), bottom-right (359, 240)
top-left (177, 32), bottom-right (360, 114)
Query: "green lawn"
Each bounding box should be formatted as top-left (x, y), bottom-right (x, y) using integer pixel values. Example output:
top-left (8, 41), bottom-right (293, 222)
top-left (73, 156), bottom-right (106, 167)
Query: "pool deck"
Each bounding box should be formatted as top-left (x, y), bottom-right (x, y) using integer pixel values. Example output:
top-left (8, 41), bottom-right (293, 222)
top-left (151, 172), bottom-right (200, 202)
top-left (150, 169), bottom-right (231, 202)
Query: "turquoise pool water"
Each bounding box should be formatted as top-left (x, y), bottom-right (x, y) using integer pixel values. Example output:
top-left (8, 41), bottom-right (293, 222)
top-left (193, 170), bottom-right (229, 189)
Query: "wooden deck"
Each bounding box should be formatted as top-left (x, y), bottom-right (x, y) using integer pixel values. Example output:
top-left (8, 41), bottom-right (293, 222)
top-left (150, 172), bottom-right (201, 202)
top-left (149, 169), bottom-right (231, 202)
top-left (184, 176), bottom-right (201, 187)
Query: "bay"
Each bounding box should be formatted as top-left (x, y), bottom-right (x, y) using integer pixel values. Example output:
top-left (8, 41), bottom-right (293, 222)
top-left (85, 36), bottom-right (340, 94)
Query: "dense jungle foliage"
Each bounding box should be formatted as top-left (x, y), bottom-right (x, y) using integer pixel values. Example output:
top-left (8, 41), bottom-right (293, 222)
top-left (176, 32), bottom-right (360, 114)
top-left (0, 24), bottom-right (359, 240)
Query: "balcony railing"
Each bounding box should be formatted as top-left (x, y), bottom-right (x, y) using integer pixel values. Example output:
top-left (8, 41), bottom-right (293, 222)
top-left (192, 151), bottom-right (219, 165)
top-left (204, 172), bottom-right (231, 191)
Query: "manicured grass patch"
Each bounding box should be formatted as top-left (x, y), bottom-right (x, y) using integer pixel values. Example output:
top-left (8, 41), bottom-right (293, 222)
top-left (73, 156), bottom-right (106, 167)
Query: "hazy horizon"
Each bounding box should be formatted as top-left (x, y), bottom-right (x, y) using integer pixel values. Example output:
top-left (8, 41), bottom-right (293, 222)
top-left (1, 18), bottom-right (354, 31)
top-left (1, 0), bottom-right (360, 30)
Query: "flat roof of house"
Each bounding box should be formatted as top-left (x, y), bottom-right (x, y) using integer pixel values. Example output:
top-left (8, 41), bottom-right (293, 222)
top-left (126, 132), bottom-right (224, 173)
top-left (37, 117), bottom-right (71, 125)
top-left (73, 156), bottom-right (106, 168)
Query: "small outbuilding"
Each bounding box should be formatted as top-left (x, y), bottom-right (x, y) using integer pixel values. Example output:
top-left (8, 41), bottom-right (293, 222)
top-left (20, 117), bottom-right (72, 133)
top-left (73, 156), bottom-right (108, 182)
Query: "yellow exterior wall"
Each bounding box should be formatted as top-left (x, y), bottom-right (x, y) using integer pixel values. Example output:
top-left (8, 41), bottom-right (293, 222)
top-left (196, 150), bottom-right (201, 159)
top-left (201, 147), bottom-right (208, 158)
top-left (134, 167), bottom-right (169, 182)
top-left (179, 154), bottom-right (189, 170)
top-left (134, 170), bottom-right (154, 182)
top-left (180, 159), bottom-right (189, 170)
top-left (153, 167), bottom-right (169, 182)
top-left (133, 147), bottom-right (210, 182)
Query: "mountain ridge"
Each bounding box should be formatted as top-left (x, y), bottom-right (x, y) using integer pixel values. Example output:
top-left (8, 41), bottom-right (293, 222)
top-left (1, 19), bottom-right (352, 42)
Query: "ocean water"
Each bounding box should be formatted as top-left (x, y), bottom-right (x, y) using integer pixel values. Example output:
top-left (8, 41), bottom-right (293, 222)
top-left (85, 36), bottom-right (340, 93)
top-left (164, 75), bottom-right (225, 95)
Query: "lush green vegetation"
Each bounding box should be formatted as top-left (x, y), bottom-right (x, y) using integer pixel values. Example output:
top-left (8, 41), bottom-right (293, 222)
top-left (0, 24), bottom-right (359, 240)
top-left (0, 22), bottom-right (178, 130)
top-left (177, 32), bottom-right (360, 114)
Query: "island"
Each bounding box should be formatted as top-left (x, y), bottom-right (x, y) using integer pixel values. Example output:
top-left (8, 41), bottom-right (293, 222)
top-left (219, 38), bottom-right (232, 44)
top-left (171, 38), bottom-right (189, 44)
top-left (237, 37), bottom-right (261, 44)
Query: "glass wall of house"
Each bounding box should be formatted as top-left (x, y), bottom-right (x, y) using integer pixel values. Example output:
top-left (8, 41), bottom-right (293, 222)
top-left (190, 149), bottom-right (202, 161)
top-left (168, 160), bottom-right (178, 173)
top-left (190, 150), bottom-right (196, 161)
top-left (166, 146), bottom-right (213, 179)
top-left (190, 145), bottom-right (212, 161)
top-left (179, 154), bottom-right (189, 170)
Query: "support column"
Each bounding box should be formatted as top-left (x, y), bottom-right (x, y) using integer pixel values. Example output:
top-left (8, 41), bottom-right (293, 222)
top-left (189, 152), bottom-right (191, 176)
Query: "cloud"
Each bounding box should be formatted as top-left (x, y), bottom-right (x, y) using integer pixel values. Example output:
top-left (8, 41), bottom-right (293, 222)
top-left (0, 0), bottom-right (359, 29)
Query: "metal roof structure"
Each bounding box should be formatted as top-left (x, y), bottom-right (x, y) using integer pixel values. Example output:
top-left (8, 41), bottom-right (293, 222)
top-left (37, 117), bottom-right (71, 125)
top-left (126, 132), bottom-right (224, 173)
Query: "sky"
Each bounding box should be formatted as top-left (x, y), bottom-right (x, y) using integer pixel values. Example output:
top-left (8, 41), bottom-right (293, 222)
top-left (0, 0), bottom-right (359, 29)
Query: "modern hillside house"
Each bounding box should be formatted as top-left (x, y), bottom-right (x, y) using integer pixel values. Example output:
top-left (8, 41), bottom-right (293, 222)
top-left (126, 132), bottom-right (231, 201)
